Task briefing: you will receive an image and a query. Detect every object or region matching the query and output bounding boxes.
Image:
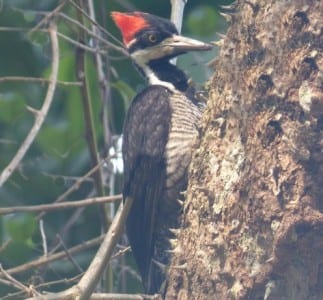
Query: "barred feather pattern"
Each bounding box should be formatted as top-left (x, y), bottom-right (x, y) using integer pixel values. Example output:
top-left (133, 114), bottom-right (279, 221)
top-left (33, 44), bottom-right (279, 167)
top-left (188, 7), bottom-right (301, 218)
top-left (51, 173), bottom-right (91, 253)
top-left (150, 90), bottom-right (202, 293)
top-left (165, 91), bottom-right (201, 198)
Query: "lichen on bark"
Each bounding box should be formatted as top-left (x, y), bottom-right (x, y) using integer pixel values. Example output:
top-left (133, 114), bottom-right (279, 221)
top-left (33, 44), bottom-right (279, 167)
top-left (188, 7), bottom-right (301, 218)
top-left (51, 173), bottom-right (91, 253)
top-left (166, 1), bottom-right (323, 299)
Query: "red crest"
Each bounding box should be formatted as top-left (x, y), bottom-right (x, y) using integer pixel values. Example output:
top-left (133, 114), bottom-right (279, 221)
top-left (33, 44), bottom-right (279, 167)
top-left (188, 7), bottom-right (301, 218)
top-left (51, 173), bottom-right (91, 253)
top-left (111, 12), bottom-right (148, 45)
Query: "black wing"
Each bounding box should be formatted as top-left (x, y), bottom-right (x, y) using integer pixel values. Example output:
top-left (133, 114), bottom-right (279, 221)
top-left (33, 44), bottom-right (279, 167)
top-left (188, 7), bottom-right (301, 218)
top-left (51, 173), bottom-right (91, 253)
top-left (122, 85), bottom-right (172, 292)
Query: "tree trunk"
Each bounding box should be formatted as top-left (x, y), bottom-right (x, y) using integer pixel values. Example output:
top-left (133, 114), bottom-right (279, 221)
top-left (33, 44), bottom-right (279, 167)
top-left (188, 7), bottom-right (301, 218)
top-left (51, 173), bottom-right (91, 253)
top-left (166, 0), bottom-right (323, 299)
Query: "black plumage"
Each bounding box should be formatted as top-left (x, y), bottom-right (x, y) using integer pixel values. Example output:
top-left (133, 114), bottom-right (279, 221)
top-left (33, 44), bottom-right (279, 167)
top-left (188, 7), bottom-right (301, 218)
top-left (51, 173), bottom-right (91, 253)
top-left (111, 11), bottom-right (212, 294)
top-left (122, 86), bottom-right (172, 292)
top-left (122, 85), bottom-right (201, 293)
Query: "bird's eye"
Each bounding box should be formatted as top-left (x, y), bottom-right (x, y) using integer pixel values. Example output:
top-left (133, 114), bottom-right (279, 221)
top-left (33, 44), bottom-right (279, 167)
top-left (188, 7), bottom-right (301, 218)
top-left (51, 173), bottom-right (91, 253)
top-left (148, 33), bottom-right (157, 44)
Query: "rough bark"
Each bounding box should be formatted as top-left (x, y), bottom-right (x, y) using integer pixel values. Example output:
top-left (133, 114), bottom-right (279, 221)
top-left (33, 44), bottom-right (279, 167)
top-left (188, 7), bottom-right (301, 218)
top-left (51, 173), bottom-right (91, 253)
top-left (166, 0), bottom-right (323, 299)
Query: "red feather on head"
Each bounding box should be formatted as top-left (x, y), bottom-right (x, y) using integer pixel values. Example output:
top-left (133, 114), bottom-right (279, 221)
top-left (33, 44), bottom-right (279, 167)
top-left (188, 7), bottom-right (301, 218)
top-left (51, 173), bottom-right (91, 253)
top-left (111, 12), bottom-right (149, 46)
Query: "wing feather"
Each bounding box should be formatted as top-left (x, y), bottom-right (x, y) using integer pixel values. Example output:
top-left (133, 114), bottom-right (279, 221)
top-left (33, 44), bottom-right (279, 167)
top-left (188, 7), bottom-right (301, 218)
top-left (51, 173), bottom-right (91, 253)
top-left (122, 85), bottom-right (171, 291)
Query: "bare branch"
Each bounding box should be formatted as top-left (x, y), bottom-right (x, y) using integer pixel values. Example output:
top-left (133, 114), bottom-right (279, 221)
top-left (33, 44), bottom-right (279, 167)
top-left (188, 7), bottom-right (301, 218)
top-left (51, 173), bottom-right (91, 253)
top-left (111, 246), bottom-right (131, 259)
top-left (25, 198), bottom-right (133, 300)
top-left (39, 219), bottom-right (48, 256)
top-left (1, 274), bottom-right (83, 300)
top-left (54, 158), bottom-right (108, 205)
top-left (69, 0), bottom-right (125, 49)
top-left (58, 12), bottom-right (127, 55)
top-left (0, 26), bottom-right (47, 32)
top-left (0, 26), bottom-right (112, 55)
top-left (0, 277), bottom-right (24, 293)
top-left (30, 0), bottom-right (68, 33)
top-left (0, 195), bottom-right (121, 215)
top-left (1, 236), bottom-right (103, 277)
top-left (58, 31), bottom-right (107, 54)
top-left (35, 274), bottom-right (82, 290)
top-left (56, 235), bottom-right (83, 273)
top-left (0, 76), bottom-right (81, 86)
top-left (87, 0), bottom-right (115, 291)
top-left (76, 198), bottom-right (133, 300)
top-left (87, 0), bottom-right (113, 148)
top-left (0, 159), bottom-right (111, 255)
top-left (0, 265), bottom-right (38, 296)
top-left (0, 23), bottom-right (59, 187)
top-left (74, 0), bottom-right (108, 231)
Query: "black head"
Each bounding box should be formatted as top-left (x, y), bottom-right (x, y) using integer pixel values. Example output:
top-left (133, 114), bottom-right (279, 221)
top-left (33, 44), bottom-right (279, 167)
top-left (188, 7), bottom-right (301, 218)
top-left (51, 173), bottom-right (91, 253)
top-left (112, 12), bottom-right (212, 91)
top-left (112, 11), bottom-right (212, 62)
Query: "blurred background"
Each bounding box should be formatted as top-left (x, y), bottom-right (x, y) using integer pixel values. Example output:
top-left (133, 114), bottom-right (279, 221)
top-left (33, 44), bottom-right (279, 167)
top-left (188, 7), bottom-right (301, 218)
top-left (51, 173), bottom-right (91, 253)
top-left (0, 0), bottom-right (230, 297)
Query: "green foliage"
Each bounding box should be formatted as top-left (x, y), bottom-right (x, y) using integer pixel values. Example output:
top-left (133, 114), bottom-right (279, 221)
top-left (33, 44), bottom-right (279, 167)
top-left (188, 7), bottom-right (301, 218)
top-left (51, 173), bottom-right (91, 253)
top-left (5, 213), bottom-right (37, 243)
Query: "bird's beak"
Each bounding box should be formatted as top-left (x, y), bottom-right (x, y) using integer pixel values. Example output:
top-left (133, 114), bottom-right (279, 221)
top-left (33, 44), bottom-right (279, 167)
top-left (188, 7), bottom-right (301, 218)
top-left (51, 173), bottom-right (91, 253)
top-left (130, 34), bottom-right (213, 64)
top-left (161, 34), bottom-right (213, 54)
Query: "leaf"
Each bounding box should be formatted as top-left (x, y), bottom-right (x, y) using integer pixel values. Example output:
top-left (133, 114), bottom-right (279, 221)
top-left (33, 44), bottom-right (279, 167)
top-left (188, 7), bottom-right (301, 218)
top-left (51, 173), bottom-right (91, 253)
top-left (5, 213), bottom-right (37, 243)
top-left (22, 10), bottom-right (37, 23)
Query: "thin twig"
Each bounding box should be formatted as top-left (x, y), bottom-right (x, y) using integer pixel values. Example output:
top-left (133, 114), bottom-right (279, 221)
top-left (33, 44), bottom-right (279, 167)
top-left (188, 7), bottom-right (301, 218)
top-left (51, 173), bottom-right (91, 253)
top-left (54, 158), bottom-right (107, 204)
top-left (0, 160), bottom-right (110, 254)
top-left (77, 198), bottom-right (133, 300)
top-left (75, 0), bottom-right (107, 229)
top-left (39, 219), bottom-right (48, 256)
top-left (25, 198), bottom-right (133, 299)
top-left (1, 235), bottom-right (104, 277)
top-left (69, 0), bottom-right (125, 48)
top-left (0, 277), bottom-right (21, 291)
top-left (56, 235), bottom-right (83, 273)
top-left (47, 208), bottom-right (84, 257)
top-left (30, 0), bottom-right (68, 33)
top-left (58, 31), bottom-right (107, 54)
top-left (0, 264), bottom-right (38, 296)
top-left (87, 0), bottom-right (113, 148)
top-left (0, 26), bottom-right (115, 55)
top-left (0, 195), bottom-right (121, 215)
top-left (0, 26), bottom-right (48, 32)
top-left (87, 0), bottom-right (114, 291)
top-left (58, 12), bottom-right (127, 55)
top-left (36, 273), bottom-right (83, 289)
top-left (2, 274), bottom-right (83, 300)
top-left (0, 23), bottom-right (59, 187)
top-left (0, 76), bottom-right (81, 86)
top-left (111, 246), bottom-right (131, 260)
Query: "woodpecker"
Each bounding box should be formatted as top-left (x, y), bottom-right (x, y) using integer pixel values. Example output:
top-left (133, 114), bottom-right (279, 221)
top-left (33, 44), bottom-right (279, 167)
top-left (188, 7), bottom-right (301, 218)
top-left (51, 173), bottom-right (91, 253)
top-left (111, 11), bottom-right (212, 294)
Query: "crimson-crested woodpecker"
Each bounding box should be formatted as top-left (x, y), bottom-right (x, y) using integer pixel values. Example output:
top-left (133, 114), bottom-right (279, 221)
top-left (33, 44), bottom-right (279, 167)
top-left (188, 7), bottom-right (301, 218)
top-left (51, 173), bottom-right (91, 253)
top-left (112, 11), bottom-right (212, 294)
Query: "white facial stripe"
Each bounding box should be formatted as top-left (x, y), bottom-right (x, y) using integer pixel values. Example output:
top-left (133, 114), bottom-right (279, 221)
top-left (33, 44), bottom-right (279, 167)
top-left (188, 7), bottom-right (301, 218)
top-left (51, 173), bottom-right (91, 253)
top-left (131, 46), bottom-right (173, 64)
top-left (130, 46), bottom-right (177, 91)
top-left (140, 63), bottom-right (176, 91)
